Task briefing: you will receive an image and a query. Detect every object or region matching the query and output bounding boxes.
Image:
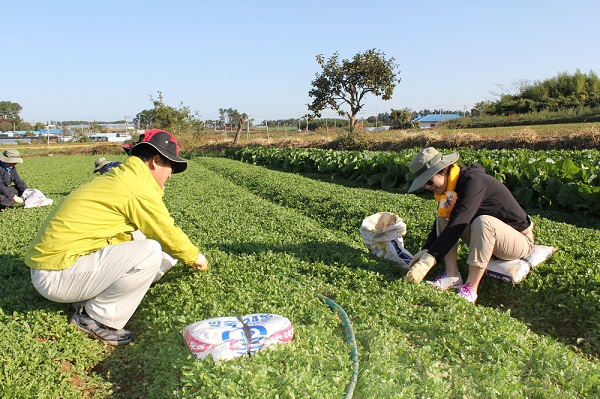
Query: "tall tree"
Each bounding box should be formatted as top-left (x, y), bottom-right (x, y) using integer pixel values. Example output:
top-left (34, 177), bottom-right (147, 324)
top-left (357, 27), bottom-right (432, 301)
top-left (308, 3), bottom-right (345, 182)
top-left (307, 49), bottom-right (400, 130)
top-left (233, 113), bottom-right (248, 144)
top-left (134, 92), bottom-right (201, 134)
top-left (0, 101), bottom-right (23, 131)
top-left (390, 108), bottom-right (416, 129)
top-left (0, 101), bottom-right (22, 120)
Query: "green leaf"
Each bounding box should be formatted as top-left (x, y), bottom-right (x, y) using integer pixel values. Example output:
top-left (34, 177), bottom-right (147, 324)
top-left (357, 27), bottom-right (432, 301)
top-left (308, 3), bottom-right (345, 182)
top-left (380, 172), bottom-right (398, 191)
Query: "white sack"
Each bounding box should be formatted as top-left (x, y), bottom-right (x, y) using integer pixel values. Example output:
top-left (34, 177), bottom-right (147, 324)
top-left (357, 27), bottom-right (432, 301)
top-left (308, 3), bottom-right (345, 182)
top-left (22, 189), bottom-right (54, 209)
top-left (486, 245), bottom-right (557, 284)
top-left (181, 313), bottom-right (293, 363)
top-left (360, 212), bottom-right (413, 268)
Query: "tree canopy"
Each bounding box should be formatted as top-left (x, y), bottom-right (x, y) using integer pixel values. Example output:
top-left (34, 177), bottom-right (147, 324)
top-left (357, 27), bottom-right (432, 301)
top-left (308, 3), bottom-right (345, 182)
top-left (218, 108), bottom-right (245, 129)
top-left (133, 92), bottom-right (202, 134)
top-left (0, 101), bottom-right (23, 131)
top-left (307, 49), bottom-right (400, 130)
top-left (0, 101), bottom-right (22, 120)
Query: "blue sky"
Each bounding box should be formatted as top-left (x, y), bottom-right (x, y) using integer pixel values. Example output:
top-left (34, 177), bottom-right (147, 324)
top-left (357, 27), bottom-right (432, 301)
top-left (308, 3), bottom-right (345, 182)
top-left (4, 0), bottom-right (599, 124)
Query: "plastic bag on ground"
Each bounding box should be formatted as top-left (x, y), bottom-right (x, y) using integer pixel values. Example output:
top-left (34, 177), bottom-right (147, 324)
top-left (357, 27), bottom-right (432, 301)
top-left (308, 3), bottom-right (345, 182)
top-left (485, 245), bottom-right (557, 284)
top-left (181, 313), bottom-right (293, 363)
top-left (22, 189), bottom-right (54, 209)
top-left (360, 212), bottom-right (413, 268)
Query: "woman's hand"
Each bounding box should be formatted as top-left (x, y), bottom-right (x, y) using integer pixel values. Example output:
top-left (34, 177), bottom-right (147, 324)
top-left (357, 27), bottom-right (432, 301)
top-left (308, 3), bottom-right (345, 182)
top-left (408, 249), bottom-right (428, 268)
top-left (406, 253), bottom-right (436, 283)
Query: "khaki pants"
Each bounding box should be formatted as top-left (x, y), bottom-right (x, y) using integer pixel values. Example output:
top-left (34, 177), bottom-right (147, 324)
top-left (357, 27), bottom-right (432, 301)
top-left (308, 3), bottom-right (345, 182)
top-left (31, 239), bottom-right (163, 330)
top-left (437, 215), bottom-right (534, 269)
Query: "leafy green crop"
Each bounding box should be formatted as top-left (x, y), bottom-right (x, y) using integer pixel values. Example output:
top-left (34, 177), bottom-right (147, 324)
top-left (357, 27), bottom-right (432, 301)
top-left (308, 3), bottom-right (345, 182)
top-left (0, 154), bottom-right (598, 398)
top-left (227, 146), bottom-right (600, 215)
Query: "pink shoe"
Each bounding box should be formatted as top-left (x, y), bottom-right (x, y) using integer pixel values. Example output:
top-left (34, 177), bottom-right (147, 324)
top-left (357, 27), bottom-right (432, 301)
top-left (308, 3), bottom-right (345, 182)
top-left (457, 283), bottom-right (478, 303)
top-left (426, 272), bottom-right (463, 290)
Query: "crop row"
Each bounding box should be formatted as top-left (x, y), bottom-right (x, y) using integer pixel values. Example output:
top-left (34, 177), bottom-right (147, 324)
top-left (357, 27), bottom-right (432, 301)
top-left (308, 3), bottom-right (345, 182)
top-left (226, 146), bottom-right (600, 215)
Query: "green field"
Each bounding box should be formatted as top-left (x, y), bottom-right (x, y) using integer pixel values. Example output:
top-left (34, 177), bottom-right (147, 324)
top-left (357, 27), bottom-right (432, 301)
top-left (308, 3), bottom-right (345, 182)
top-left (1, 154), bottom-right (599, 398)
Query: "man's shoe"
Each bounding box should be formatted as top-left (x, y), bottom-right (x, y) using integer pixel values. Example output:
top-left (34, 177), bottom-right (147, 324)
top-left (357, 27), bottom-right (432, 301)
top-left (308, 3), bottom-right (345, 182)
top-left (70, 309), bottom-right (134, 346)
top-left (71, 301), bottom-right (86, 311)
top-left (426, 272), bottom-right (463, 290)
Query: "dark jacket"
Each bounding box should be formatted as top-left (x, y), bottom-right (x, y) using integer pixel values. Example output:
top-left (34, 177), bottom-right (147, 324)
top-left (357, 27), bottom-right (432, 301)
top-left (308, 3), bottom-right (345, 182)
top-left (424, 164), bottom-right (530, 262)
top-left (99, 161), bottom-right (122, 175)
top-left (0, 165), bottom-right (28, 199)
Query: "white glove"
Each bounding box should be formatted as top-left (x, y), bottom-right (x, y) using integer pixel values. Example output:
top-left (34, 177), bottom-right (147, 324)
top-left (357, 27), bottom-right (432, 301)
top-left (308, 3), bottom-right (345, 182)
top-left (12, 195), bottom-right (24, 205)
top-left (408, 249), bottom-right (428, 268)
top-left (406, 252), bottom-right (436, 284)
top-left (190, 253), bottom-right (208, 272)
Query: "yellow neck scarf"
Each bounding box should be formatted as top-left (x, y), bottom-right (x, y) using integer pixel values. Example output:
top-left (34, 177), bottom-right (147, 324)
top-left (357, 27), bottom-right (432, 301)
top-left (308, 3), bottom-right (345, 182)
top-left (434, 164), bottom-right (460, 218)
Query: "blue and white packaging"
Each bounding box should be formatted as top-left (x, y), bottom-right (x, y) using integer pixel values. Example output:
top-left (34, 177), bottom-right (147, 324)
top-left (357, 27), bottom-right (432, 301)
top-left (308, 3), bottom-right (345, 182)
top-left (485, 245), bottom-right (556, 284)
top-left (181, 313), bottom-right (293, 363)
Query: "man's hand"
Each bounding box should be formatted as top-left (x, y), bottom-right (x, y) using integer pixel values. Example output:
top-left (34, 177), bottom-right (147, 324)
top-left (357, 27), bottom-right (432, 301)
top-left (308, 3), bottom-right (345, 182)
top-left (408, 249), bottom-right (428, 268)
top-left (190, 253), bottom-right (208, 272)
top-left (12, 195), bottom-right (23, 205)
top-left (405, 253), bottom-right (436, 283)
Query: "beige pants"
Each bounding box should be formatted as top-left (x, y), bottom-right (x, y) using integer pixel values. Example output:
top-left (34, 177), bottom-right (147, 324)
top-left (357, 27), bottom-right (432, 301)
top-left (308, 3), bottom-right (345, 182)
top-left (131, 230), bottom-right (178, 282)
top-left (437, 215), bottom-right (534, 269)
top-left (31, 239), bottom-right (164, 330)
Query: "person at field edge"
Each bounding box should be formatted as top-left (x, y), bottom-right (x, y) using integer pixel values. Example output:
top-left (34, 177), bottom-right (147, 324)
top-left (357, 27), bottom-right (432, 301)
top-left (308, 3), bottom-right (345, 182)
top-left (93, 156), bottom-right (122, 175)
top-left (25, 129), bottom-right (208, 345)
top-left (0, 148), bottom-right (28, 211)
top-left (404, 147), bottom-right (534, 303)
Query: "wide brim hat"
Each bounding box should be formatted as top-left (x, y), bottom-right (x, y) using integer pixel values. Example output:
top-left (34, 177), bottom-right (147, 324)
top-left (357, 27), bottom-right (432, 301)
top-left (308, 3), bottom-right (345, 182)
top-left (408, 147), bottom-right (459, 193)
top-left (122, 132), bottom-right (145, 155)
top-left (0, 148), bottom-right (23, 164)
top-left (94, 157), bottom-right (110, 172)
top-left (130, 129), bottom-right (188, 174)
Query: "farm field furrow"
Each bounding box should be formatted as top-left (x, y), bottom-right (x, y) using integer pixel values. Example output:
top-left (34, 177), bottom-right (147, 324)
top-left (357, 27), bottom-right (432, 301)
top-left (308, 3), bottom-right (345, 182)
top-left (0, 155), bottom-right (598, 398)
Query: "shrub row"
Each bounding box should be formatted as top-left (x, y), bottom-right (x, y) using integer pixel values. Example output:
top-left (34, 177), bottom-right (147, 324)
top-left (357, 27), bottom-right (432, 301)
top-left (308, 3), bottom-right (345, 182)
top-left (226, 146), bottom-right (600, 215)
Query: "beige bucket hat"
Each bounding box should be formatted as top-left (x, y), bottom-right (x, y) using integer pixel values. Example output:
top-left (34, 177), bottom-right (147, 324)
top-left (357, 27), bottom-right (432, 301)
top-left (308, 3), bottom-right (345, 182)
top-left (408, 147), bottom-right (459, 193)
top-left (94, 157), bottom-right (110, 172)
top-left (0, 148), bottom-right (23, 164)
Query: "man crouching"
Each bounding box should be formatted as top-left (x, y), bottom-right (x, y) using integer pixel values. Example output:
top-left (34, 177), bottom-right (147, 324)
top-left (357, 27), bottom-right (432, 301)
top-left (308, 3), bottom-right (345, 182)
top-left (25, 130), bottom-right (208, 345)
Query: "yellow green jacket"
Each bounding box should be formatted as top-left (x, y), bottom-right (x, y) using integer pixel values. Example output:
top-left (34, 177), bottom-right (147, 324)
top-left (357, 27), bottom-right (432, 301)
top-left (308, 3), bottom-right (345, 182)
top-left (25, 156), bottom-right (198, 270)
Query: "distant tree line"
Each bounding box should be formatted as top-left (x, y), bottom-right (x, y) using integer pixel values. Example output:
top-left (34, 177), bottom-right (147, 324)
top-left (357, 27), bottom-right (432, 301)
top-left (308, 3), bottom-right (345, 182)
top-left (473, 70), bottom-right (600, 116)
top-left (4, 69), bottom-right (599, 135)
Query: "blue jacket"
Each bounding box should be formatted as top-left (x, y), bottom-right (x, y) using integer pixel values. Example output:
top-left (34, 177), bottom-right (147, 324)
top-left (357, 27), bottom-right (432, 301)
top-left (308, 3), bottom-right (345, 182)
top-left (0, 163), bottom-right (28, 199)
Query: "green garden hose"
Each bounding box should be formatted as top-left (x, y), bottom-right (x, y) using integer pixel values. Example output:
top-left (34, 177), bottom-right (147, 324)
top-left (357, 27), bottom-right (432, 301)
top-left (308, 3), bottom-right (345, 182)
top-left (314, 292), bottom-right (359, 399)
top-left (280, 272), bottom-right (359, 399)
